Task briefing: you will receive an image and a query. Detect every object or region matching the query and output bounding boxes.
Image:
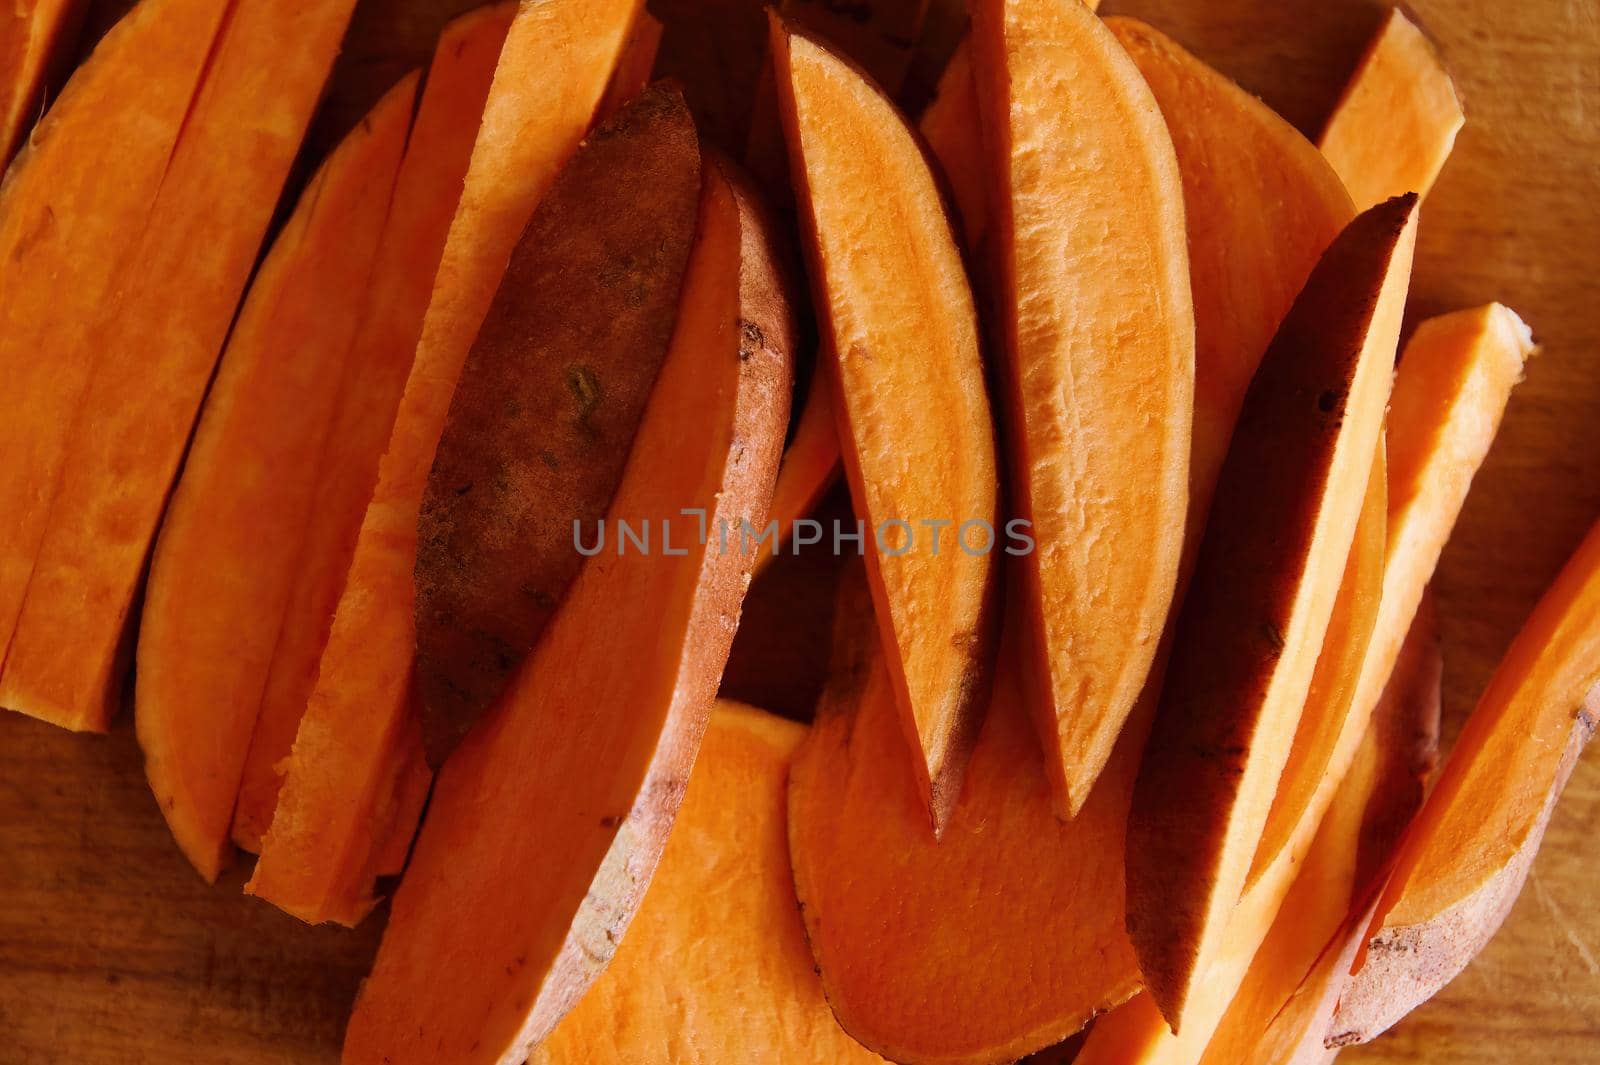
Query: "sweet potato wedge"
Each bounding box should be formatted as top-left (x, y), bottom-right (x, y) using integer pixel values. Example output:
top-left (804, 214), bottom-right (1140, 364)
top-left (342, 154), bottom-right (795, 1065)
top-left (232, 1), bottom-right (518, 853)
top-left (529, 703), bottom-right (882, 1064)
top-left (1126, 195), bottom-right (1417, 1030)
top-left (0, 0), bottom-right (88, 164)
top-left (596, 8), bottom-right (662, 120)
top-left (246, 0), bottom-right (640, 925)
top-left (969, 0), bottom-right (1194, 813)
top-left (0, 0), bottom-right (232, 711)
top-left (1320, 9), bottom-right (1464, 211)
top-left (788, 574), bottom-right (1142, 1065)
top-left (772, 23), bottom-right (1000, 832)
top-left (752, 366), bottom-right (841, 575)
top-left (917, 37), bottom-right (985, 248)
top-left (414, 85), bottom-right (702, 765)
top-left (1330, 517), bottom-right (1600, 1045)
top-left (0, 0), bottom-right (362, 730)
top-left (135, 74), bottom-right (417, 883)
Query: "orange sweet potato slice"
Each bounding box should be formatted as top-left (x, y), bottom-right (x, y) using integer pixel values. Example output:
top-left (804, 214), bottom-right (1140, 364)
top-left (596, 8), bottom-right (662, 120)
top-left (246, 0), bottom-right (640, 926)
top-left (1330, 517), bottom-right (1600, 1045)
top-left (0, 0), bottom-right (362, 731)
top-left (134, 74), bottom-right (417, 884)
top-left (0, 0), bottom-right (233, 716)
top-left (1126, 195), bottom-right (1417, 1031)
top-left (231, 1), bottom-right (518, 854)
top-left (752, 365), bottom-right (841, 574)
top-left (0, 0), bottom-right (88, 164)
top-left (342, 155), bottom-right (795, 1064)
top-left (917, 36), bottom-right (986, 248)
top-left (969, 0), bottom-right (1195, 813)
top-left (413, 86), bottom-right (702, 765)
top-left (772, 23), bottom-right (1000, 831)
top-left (1320, 9), bottom-right (1464, 211)
top-left (529, 703), bottom-right (883, 1064)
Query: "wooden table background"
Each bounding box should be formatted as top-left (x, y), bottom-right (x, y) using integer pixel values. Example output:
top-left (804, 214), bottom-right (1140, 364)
top-left (1, 0), bottom-right (1596, 1062)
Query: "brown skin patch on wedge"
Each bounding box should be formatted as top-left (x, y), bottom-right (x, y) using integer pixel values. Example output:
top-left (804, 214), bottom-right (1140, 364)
top-left (1330, 521), bottom-right (1600, 1046)
top-left (771, 23), bottom-right (1000, 834)
top-left (530, 703), bottom-right (883, 1064)
top-left (343, 156), bottom-right (795, 1065)
top-left (0, 0), bottom-right (89, 165)
top-left (247, 0), bottom-right (641, 926)
top-left (969, 0), bottom-right (1194, 815)
top-left (1320, 9), bottom-right (1464, 211)
top-left (788, 570), bottom-right (1141, 1065)
top-left (134, 75), bottom-right (416, 884)
top-left (230, 2), bottom-right (518, 855)
top-left (414, 85), bottom-right (702, 767)
top-left (1126, 196), bottom-right (1417, 1031)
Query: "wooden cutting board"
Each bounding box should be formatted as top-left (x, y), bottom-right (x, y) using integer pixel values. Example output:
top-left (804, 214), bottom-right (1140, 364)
top-left (1, 0), bottom-right (1595, 1062)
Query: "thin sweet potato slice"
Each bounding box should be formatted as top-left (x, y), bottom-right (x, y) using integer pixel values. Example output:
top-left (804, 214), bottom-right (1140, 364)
top-left (752, 366), bottom-right (841, 574)
top-left (0, 0), bottom-right (88, 164)
top-left (1330, 516), bottom-right (1600, 1045)
top-left (231, 1), bottom-right (518, 854)
top-left (969, 0), bottom-right (1195, 813)
top-left (414, 86), bottom-right (701, 765)
top-left (530, 703), bottom-right (883, 1064)
top-left (0, 0), bottom-right (362, 730)
top-left (1320, 9), bottom-right (1464, 210)
top-left (917, 36), bottom-right (986, 248)
top-left (596, 8), bottom-right (662, 120)
top-left (0, 0), bottom-right (233, 711)
top-left (1126, 195), bottom-right (1417, 1031)
top-left (342, 156), bottom-right (795, 1065)
top-left (789, 576), bottom-right (1142, 1065)
top-left (134, 74), bottom-right (417, 883)
top-left (246, 0), bottom-right (640, 926)
top-left (772, 24), bottom-right (1000, 831)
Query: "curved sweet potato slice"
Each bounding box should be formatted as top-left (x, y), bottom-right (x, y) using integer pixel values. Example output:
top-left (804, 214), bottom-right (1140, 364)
top-left (969, 0), bottom-right (1194, 813)
top-left (1320, 9), bottom-right (1464, 211)
top-left (0, 0), bottom-right (362, 730)
top-left (232, 1), bottom-right (518, 853)
top-left (1126, 195), bottom-right (1416, 1030)
top-left (789, 579), bottom-right (1142, 1065)
top-left (1330, 517), bottom-right (1600, 1045)
top-left (0, 0), bottom-right (88, 164)
top-left (596, 8), bottom-right (661, 120)
top-left (772, 24), bottom-right (1000, 831)
top-left (135, 74), bottom-right (416, 883)
top-left (342, 156), bottom-right (795, 1065)
top-left (0, 0), bottom-right (232, 714)
top-left (752, 366), bottom-right (842, 575)
top-left (246, 0), bottom-right (640, 926)
top-left (917, 37), bottom-right (985, 249)
top-left (530, 702), bottom-right (882, 1064)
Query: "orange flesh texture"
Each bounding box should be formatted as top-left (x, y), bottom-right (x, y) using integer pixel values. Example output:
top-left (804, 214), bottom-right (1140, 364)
top-left (134, 76), bottom-right (416, 883)
top-left (0, 0), bottom-right (362, 731)
top-left (1320, 9), bottom-right (1465, 211)
top-left (529, 703), bottom-right (884, 1064)
top-left (970, 0), bottom-right (1195, 814)
top-left (596, 8), bottom-right (661, 120)
top-left (0, 0), bottom-right (234, 721)
top-left (753, 364), bottom-right (842, 575)
top-left (342, 160), bottom-right (792, 1065)
top-left (774, 25), bottom-right (1000, 832)
top-left (0, 0), bottom-right (88, 164)
top-left (245, 0), bottom-right (640, 926)
top-left (1126, 196), bottom-right (1416, 1029)
top-left (231, 1), bottom-right (517, 854)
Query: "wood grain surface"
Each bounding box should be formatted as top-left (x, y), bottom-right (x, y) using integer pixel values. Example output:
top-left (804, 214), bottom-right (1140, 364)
top-left (2, 0), bottom-right (1596, 1062)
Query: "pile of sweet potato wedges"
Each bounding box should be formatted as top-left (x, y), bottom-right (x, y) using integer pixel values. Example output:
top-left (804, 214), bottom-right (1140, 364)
top-left (1, 0), bottom-right (1595, 1062)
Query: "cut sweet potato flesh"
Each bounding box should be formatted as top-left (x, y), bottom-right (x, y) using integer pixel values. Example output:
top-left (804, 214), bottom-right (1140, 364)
top-left (595, 8), bottom-right (661, 120)
top-left (970, 0), bottom-right (1194, 813)
top-left (773, 25), bottom-right (1000, 832)
top-left (530, 703), bottom-right (882, 1064)
top-left (1320, 9), bottom-right (1464, 211)
top-left (1334, 517), bottom-right (1600, 1044)
top-left (1126, 195), bottom-right (1416, 1029)
top-left (231, 1), bottom-right (518, 854)
top-left (0, 0), bottom-right (361, 731)
top-left (917, 37), bottom-right (986, 249)
top-left (246, 0), bottom-right (639, 926)
top-left (0, 0), bottom-right (88, 164)
top-left (342, 157), bottom-right (794, 1065)
top-left (135, 75), bottom-right (416, 883)
top-left (0, 0), bottom-right (233, 722)
top-left (788, 584), bottom-right (1142, 1065)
